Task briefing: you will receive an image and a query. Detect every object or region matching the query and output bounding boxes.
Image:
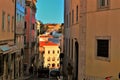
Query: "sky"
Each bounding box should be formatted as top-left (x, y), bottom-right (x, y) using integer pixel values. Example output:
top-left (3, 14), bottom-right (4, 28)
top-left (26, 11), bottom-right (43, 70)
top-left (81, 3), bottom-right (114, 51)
top-left (36, 0), bottom-right (64, 24)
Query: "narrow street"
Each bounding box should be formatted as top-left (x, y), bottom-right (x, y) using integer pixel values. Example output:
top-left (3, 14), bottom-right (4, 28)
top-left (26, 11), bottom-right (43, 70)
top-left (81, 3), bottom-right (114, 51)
top-left (25, 75), bottom-right (58, 80)
top-left (25, 75), bottom-right (44, 80)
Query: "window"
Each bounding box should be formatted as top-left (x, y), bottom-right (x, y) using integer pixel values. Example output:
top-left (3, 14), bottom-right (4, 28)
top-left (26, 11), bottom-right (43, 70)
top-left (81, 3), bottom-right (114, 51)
top-left (8, 14), bottom-right (10, 32)
top-left (24, 36), bottom-right (26, 44)
top-left (47, 57), bottom-right (50, 61)
top-left (11, 16), bottom-right (14, 32)
top-left (52, 57), bottom-right (55, 61)
top-left (57, 64), bottom-right (60, 67)
top-left (25, 8), bottom-right (27, 14)
top-left (76, 5), bottom-right (78, 22)
top-left (71, 39), bottom-right (73, 59)
top-left (25, 21), bottom-right (27, 29)
top-left (97, 39), bottom-right (109, 58)
top-left (32, 24), bottom-right (34, 30)
top-left (57, 50), bottom-right (59, 54)
top-left (53, 50), bottom-right (55, 54)
top-left (72, 10), bottom-right (74, 24)
top-left (12, 0), bottom-right (14, 3)
top-left (20, 0), bottom-right (22, 6)
top-left (69, 12), bottom-right (71, 26)
top-left (66, 39), bottom-right (68, 56)
top-left (22, 16), bottom-right (24, 21)
top-left (66, 14), bottom-right (68, 28)
top-left (43, 51), bottom-right (45, 54)
top-left (48, 50), bottom-right (50, 54)
top-left (2, 11), bottom-right (5, 31)
top-left (69, 39), bottom-right (70, 57)
top-left (98, 0), bottom-right (109, 9)
top-left (52, 63), bottom-right (55, 67)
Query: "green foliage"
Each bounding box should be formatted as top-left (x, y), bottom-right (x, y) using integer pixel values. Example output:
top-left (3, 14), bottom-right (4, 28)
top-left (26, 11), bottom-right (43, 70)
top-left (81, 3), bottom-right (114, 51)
top-left (40, 25), bottom-right (48, 34)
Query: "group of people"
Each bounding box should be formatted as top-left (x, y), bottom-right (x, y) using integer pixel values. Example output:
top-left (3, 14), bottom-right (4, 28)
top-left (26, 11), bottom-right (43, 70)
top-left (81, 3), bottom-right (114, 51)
top-left (28, 63), bottom-right (73, 80)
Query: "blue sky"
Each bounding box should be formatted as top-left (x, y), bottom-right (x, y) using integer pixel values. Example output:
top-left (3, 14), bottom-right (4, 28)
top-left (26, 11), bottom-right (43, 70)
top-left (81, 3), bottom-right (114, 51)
top-left (36, 0), bottom-right (64, 24)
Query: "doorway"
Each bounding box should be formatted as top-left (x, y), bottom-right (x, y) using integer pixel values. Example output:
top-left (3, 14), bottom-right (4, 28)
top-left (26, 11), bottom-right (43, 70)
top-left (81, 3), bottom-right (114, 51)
top-left (75, 41), bottom-right (79, 80)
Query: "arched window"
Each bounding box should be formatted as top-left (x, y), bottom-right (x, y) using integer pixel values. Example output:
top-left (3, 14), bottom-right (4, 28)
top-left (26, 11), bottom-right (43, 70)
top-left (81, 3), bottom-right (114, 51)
top-left (57, 63), bottom-right (60, 67)
top-left (52, 57), bottom-right (55, 61)
top-left (53, 50), bottom-right (55, 54)
top-left (52, 63), bottom-right (55, 67)
top-left (48, 50), bottom-right (50, 54)
top-left (57, 50), bottom-right (59, 54)
top-left (47, 57), bottom-right (50, 61)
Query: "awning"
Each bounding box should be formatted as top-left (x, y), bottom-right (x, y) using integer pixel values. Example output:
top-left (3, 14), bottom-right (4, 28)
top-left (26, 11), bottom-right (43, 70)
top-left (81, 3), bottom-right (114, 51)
top-left (10, 45), bottom-right (19, 53)
top-left (0, 45), bottom-right (19, 54)
top-left (0, 45), bottom-right (10, 52)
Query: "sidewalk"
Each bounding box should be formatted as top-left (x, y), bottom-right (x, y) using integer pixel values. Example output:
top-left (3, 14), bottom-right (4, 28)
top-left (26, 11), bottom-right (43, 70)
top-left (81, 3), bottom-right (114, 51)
top-left (15, 75), bottom-right (33, 80)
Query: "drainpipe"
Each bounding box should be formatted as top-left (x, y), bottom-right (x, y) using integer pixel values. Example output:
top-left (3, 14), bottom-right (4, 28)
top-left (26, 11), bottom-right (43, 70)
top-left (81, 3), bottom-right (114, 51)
top-left (14, 0), bottom-right (16, 44)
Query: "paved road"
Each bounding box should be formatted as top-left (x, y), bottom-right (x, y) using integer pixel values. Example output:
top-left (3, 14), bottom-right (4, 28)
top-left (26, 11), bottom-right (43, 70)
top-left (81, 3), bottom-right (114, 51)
top-left (25, 76), bottom-right (58, 80)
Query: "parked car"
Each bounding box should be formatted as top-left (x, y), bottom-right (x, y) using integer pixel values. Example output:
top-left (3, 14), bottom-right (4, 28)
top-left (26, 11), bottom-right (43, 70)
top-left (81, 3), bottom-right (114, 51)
top-left (38, 68), bottom-right (49, 78)
top-left (49, 69), bottom-right (60, 78)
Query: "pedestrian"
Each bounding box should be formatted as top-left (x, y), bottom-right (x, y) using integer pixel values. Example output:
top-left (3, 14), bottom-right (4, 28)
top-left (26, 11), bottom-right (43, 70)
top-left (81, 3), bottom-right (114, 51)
top-left (29, 66), bottom-right (33, 75)
top-left (57, 76), bottom-right (60, 80)
top-left (60, 75), bottom-right (63, 80)
top-left (67, 63), bottom-right (73, 80)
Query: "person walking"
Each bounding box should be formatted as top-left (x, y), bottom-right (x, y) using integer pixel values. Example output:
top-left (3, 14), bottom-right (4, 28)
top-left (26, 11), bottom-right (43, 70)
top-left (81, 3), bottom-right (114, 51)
top-left (67, 63), bottom-right (73, 80)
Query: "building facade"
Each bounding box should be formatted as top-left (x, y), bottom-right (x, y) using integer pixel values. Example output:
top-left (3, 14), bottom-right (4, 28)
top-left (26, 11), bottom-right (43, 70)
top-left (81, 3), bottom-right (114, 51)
top-left (40, 41), bottom-right (60, 69)
top-left (36, 20), bottom-right (42, 34)
top-left (15, 0), bottom-right (25, 78)
top-left (64, 0), bottom-right (120, 80)
top-left (0, 0), bottom-right (18, 80)
top-left (24, 0), bottom-right (37, 74)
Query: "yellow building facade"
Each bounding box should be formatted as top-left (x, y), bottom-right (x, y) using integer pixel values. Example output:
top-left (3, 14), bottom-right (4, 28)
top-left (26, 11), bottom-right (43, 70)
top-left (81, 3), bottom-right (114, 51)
top-left (40, 41), bottom-right (60, 69)
top-left (64, 0), bottom-right (120, 80)
top-left (43, 46), bottom-right (60, 69)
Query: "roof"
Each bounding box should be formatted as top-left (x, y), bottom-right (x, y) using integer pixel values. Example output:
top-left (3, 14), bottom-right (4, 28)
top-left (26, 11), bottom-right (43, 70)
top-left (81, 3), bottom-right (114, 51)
top-left (48, 38), bottom-right (59, 44)
top-left (40, 41), bottom-right (58, 47)
top-left (40, 35), bottom-right (53, 38)
top-left (39, 35), bottom-right (53, 41)
top-left (0, 45), bottom-right (18, 54)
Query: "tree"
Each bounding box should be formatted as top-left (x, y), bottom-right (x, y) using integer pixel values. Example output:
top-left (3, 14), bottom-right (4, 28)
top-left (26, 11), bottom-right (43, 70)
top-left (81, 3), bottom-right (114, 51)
top-left (40, 24), bottom-right (48, 34)
top-left (57, 23), bottom-right (64, 33)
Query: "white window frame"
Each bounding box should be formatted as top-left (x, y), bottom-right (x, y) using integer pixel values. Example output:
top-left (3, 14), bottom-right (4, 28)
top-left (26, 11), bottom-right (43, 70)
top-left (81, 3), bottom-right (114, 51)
top-left (98, 0), bottom-right (110, 9)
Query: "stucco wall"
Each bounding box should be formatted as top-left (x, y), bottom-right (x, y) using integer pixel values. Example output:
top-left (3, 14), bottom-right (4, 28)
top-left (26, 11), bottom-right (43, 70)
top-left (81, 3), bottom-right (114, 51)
top-left (86, 1), bottom-right (120, 79)
top-left (43, 46), bottom-right (60, 69)
top-left (0, 0), bottom-right (15, 41)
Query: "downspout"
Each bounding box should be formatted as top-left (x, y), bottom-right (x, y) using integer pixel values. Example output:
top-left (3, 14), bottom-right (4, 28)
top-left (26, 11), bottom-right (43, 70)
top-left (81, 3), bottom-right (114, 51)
top-left (14, 0), bottom-right (16, 44)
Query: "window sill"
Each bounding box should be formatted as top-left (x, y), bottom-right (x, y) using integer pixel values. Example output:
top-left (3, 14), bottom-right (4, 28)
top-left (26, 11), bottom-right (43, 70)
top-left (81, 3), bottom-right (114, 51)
top-left (97, 7), bottom-right (110, 11)
top-left (96, 56), bottom-right (110, 62)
